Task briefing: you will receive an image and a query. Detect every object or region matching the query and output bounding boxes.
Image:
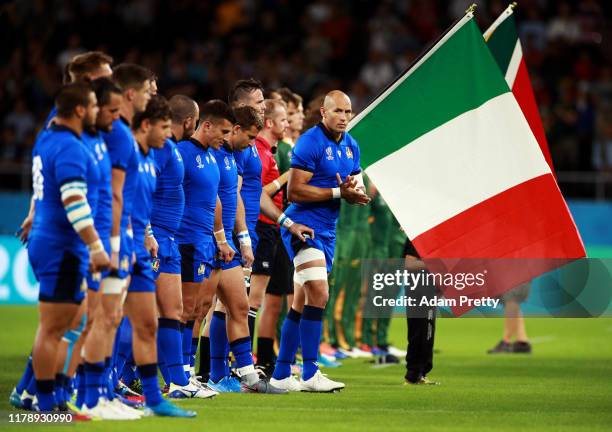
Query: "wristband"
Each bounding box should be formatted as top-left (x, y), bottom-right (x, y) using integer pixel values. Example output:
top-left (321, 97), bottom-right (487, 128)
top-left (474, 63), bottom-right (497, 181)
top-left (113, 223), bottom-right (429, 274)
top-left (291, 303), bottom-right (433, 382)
top-left (237, 230), bottom-right (251, 247)
top-left (332, 187), bottom-right (341, 199)
top-left (273, 179), bottom-right (281, 191)
top-left (110, 235), bottom-right (120, 253)
top-left (214, 228), bottom-right (227, 244)
top-left (277, 213), bottom-right (295, 228)
top-left (88, 239), bottom-right (104, 254)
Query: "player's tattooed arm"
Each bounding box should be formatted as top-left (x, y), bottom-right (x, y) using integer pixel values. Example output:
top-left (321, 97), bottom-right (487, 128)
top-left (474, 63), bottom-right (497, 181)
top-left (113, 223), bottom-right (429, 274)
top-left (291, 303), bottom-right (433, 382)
top-left (109, 168), bottom-right (126, 270)
top-left (234, 175), bottom-right (254, 267)
top-left (214, 196), bottom-right (235, 263)
top-left (17, 196), bottom-right (36, 244)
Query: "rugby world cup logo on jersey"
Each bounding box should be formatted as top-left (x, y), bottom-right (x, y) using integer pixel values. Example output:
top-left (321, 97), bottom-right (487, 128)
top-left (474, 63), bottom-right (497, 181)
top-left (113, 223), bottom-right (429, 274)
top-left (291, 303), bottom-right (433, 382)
top-left (196, 154), bottom-right (204, 169)
top-left (326, 146), bottom-right (334, 160)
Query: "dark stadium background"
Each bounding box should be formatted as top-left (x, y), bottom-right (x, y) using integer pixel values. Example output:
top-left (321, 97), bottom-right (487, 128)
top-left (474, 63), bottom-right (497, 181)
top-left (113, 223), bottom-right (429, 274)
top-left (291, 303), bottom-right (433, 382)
top-left (0, 0), bottom-right (610, 205)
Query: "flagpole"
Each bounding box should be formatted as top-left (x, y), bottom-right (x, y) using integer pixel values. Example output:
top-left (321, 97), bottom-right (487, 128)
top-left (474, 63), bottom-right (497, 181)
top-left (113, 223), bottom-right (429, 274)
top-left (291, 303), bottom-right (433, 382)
top-left (483, 2), bottom-right (517, 41)
top-left (348, 9), bottom-right (477, 130)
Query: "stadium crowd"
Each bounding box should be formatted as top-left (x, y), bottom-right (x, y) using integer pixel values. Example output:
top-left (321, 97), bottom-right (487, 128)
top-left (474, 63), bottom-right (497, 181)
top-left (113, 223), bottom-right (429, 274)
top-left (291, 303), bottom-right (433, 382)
top-left (1, 0), bottom-right (610, 181)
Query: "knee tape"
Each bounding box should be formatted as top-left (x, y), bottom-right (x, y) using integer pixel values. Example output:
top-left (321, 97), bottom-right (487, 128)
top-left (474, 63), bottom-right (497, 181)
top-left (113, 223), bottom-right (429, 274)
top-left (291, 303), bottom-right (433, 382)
top-left (101, 276), bottom-right (125, 295)
top-left (293, 247), bottom-right (325, 267)
top-left (297, 266), bottom-right (328, 283)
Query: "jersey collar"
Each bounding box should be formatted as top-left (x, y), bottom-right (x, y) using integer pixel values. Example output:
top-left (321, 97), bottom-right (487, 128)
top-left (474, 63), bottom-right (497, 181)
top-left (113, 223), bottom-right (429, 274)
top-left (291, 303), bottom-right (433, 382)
top-left (317, 122), bottom-right (344, 144)
top-left (50, 124), bottom-right (81, 140)
top-left (189, 137), bottom-right (208, 150)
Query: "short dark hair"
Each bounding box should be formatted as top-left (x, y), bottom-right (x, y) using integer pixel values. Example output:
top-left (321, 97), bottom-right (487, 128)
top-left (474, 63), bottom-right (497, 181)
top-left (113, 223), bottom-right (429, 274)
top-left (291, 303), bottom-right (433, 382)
top-left (169, 94), bottom-right (198, 123)
top-left (64, 51), bottom-right (113, 83)
top-left (228, 78), bottom-right (263, 106)
top-left (55, 82), bottom-right (93, 118)
top-left (276, 87), bottom-right (303, 108)
top-left (91, 77), bottom-right (122, 106)
top-left (132, 95), bottom-right (171, 130)
top-left (112, 63), bottom-right (152, 92)
top-left (233, 106), bottom-right (263, 131)
top-left (200, 99), bottom-right (234, 124)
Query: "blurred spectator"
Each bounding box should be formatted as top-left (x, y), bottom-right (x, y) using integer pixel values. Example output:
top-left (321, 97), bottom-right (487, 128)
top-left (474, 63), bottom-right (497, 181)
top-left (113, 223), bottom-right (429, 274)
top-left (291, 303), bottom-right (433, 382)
top-left (0, 0), bottom-right (610, 196)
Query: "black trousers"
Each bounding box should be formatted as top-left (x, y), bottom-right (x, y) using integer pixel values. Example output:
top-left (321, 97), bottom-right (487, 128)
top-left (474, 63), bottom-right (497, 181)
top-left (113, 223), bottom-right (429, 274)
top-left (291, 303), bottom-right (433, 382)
top-left (405, 307), bottom-right (436, 382)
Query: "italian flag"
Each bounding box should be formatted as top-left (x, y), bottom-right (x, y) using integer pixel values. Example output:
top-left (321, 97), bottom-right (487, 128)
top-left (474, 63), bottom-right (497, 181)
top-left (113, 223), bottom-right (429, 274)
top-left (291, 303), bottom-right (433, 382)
top-left (484, 3), bottom-right (554, 171)
top-left (349, 12), bottom-right (585, 264)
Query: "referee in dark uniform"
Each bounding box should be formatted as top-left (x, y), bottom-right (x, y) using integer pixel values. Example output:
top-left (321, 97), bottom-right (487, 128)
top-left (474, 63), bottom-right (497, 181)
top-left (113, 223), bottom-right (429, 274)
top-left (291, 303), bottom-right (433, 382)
top-left (403, 238), bottom-right (439, 385)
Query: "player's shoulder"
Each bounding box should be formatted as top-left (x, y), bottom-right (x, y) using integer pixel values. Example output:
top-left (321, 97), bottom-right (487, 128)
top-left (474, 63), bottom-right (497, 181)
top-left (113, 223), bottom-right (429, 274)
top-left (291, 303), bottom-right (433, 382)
top-left (295, 125), bottom-right (326, 149)
top-left (104, 118), bottom-right (131, 142)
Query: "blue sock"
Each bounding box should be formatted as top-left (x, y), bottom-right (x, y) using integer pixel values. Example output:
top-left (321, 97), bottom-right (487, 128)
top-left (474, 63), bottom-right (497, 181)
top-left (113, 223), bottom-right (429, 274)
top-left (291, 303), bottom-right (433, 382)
top-left (64, 376), bottom-right (74, 402)
top-left (137, 364), bottom-right (163, 407)
top-left (75, 365), bottom-right (86, 409)
top-left (84, 362), bottom-right (105, 409)
top-left (26, 374), bottom-right (37, 396)
top-left (158, 318), bottom-right (187, 386)
top-left (54, 374), bottom-right (67, 405)
top-left (36, 379), bottom-right (56, 411)
top-left (224, 340), bottom-right (230, 377)
top-left (16, 354), bottom-right (33, 394)
top-left (182, 320), bottom-right (195, 379)
top-left (300, 306), bottom-right (323, 381)
top-left (272, 308), bottom-right (302, 380)
top-left (230, 336), bottom-right (254, 370)
top-left (115, 318), bottom-right (133, 384)
top-left (104, 357), bottom-right (115, 400)
top-left (121, 359), bottom-right (136, 384)
top-left (190, 337), bottom-right (199, 369)
top-left (209, 312), bottom-right (228, 383)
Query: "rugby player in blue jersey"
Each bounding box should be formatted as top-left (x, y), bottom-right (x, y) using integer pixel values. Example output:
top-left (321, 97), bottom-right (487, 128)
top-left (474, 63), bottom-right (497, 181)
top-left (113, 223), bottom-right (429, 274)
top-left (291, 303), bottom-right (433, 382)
top-left (270, 91), bottom-right (370, 392)
top-left (150, 95), bottom-right (216, 399)
top-left (100, 64), bottom-right (152, 403)
top-left (11, 55), bottom-right (115, 414)
top-left (110, 95), bottom-right (194, 418)
top-left (175, 100), bottom-right (235, 385)
top-left (27, 82), bottom-right (109, 412)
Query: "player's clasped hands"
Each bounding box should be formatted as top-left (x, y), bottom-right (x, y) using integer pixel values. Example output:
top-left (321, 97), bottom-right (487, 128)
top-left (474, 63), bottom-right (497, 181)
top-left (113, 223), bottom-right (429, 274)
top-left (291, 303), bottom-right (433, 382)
top-left (90, 248), bottom-right (110, 273)
top-left (218, 241), bottom-right (235, 263)
top-left (336, 173), bottom-right (371, 206)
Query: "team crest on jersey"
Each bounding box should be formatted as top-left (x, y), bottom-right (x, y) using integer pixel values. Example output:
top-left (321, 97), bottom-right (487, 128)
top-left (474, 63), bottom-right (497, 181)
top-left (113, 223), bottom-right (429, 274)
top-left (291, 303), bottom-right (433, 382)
top-left (196, 154), bottom-right (204, 169)
top-left (326, 146), bottom-right (334, 160)
top-left (120, 256), bottom-right (130, 271)
top-left (224, 156), bottom-right (231, 170)
top-left (346, 147), bottom-right (354, 159)
top-left (197, 263), bottom-right (206, 275)
top-left (152, 257), bottom-right (160, 272)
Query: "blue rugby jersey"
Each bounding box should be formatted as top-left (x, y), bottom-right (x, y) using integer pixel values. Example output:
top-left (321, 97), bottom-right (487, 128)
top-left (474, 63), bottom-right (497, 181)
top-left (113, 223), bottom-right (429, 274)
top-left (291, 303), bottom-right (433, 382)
top-left (175, 138), bottom-right (220, 244)
top-left (102, 117), bottom-right (140, 230)
top-left (234, 143), bottom-right (262, 232)
top-left (82, 130), bottom-right (112, 240)
top-left (132, 146), bottom-right (157, 255)
top-left (151, 138), bottom-right (185, 237)
top-left (211, 143), bottom-right (238, 234)
top-left (30, 124), bottom-right (97, 247)
top-left (286, 123), bottom-right (361, 230)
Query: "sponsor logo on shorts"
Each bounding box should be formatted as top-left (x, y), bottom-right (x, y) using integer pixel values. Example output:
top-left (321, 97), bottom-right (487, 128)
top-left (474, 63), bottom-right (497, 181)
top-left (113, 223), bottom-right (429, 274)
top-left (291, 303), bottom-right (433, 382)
top-left (152, 257), bottom-right (160, 272)
top-left (262, 261), bottom-right (269, 269)
top-left (80, 278), bottom-right (87, 292)
top-left (120, 256), bottom-right (130, 271)
top-left (198, 263), bottom-right (206, 275)
top-left (92, 272), bottom-right (102, 282)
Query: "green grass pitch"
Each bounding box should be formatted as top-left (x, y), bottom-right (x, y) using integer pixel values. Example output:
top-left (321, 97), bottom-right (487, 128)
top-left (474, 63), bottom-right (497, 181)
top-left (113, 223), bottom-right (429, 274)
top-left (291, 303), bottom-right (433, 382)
top-left (0, 306), bottom-right (611, 431)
